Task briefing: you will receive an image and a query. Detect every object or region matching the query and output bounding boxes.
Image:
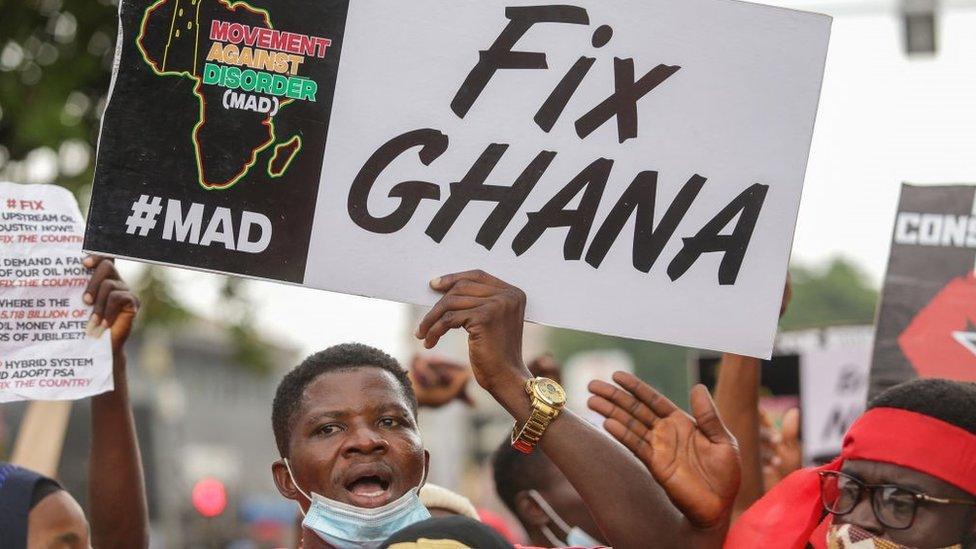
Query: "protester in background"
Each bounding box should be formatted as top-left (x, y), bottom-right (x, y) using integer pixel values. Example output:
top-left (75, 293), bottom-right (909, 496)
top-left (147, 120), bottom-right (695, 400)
top-left (713, 277), bottom-right (794, 518)
top-left (591, 370), bottom-right (976, 548)
top-left (759, 407), bottom-right (801, 491)
top-left (0, 255), bottom-right (148, 549)
top-left (271, 270), bottom-right (708, 548)
top-left (492, 438), bottom-right (605, 547)
top-left (0, 463), bottom-right (88, 548)
top-left (729, 377), bottom-right (976, 548)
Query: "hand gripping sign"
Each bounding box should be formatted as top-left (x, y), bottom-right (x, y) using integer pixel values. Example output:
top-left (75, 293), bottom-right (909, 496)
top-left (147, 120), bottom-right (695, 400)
top-left (86, 0), bottom-right (831, 358)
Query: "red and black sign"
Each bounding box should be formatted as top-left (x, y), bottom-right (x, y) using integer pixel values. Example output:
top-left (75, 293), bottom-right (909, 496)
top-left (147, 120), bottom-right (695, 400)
top-left (870, 184), bottom-right (976, 397)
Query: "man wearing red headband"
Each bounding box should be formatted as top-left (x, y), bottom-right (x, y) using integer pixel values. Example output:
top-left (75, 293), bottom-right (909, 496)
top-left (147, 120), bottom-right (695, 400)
top-left (589, 376), bottom-right (976, 549)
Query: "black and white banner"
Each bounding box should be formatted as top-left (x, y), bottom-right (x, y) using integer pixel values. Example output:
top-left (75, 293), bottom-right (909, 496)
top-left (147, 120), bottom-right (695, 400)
top-left (870, 184), bottom-right (976, 397)
top-left (86, 0), bottom-right (831, 358)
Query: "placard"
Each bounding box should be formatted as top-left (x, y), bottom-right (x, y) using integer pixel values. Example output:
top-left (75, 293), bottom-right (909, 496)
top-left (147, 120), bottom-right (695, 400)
top-left (86, 0), bottom-right (831, 358)
top-left (1, 182), bottom-right (113, 403)
top-left (870, 184), bottom-right (976, 397)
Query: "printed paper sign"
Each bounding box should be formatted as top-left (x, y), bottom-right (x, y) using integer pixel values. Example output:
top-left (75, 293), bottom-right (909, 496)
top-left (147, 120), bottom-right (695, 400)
top-left (85, 0), bottom-right (831, 358)
top-left (1, 182), bottom-right (113, 403)
top-left (870, 184), bottom-right (976, 397)
top-left (800, 330), bottom-right (872, 462)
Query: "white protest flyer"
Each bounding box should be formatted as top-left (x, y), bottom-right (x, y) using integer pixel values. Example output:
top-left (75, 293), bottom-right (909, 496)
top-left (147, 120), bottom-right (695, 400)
top-left (86, 0), bottom-right (831, 358)
top-left (0, 182), bottom-right (113, 402)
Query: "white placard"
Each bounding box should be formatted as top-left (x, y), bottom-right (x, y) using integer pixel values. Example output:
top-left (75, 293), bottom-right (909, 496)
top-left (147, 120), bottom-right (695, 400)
top-left (306, 0), bottom-right (831, 358)
top-left (0, 182), bottom-right (113, 402)
top-left (800, 343), bottom-right (872, 461)
top-left (87, 0), bottom-right (831, 359)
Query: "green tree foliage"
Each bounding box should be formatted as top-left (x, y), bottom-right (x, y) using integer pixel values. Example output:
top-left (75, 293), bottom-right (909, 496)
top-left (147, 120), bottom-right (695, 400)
top-left (0, 0), bottom-right (118, 192)
top-left (547, 257), bottom-right (879, 404)
top-left (781, 258), bottom-right (879, 330)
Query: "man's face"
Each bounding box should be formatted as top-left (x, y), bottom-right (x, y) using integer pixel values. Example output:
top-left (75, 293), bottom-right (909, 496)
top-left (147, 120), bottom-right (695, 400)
top-left (274, 368), bottom-right (427, 510)
top-left (837, 460), bottom-right (976, 547)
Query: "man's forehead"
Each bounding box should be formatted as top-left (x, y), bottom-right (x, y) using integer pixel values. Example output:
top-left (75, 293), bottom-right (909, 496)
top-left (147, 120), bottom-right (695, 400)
top-left (843, 459), bottom-right (963, 495)
top-left (298, 367), bottom-right (410, 416)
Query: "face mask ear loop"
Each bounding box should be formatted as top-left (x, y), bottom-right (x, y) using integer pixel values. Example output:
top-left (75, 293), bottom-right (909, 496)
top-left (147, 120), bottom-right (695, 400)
top-left (528, 489), bottom-right (572, 541)
top-left (284, 458), bottom-right (312, 517)
top-left (541, 525), bottom-right (565, 547)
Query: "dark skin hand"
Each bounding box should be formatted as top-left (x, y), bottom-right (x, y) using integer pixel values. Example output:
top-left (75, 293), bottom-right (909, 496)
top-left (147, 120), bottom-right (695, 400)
top-left (417, 270), bottom-right (692, 549)
top-left (760, 407), bottom-right (801, 490)
top-left (589, 372), bottom-right (740, 529)
top-left (408, 353), bottom-right (560, 409)
top-left (837, 460), bottom-right (976, 548)
top-left (528, 354), bottom-right (562, 385)
top-left (408, 354), bottom-right (472, 408)
top-left (81, 255), bottom-right (149, 549)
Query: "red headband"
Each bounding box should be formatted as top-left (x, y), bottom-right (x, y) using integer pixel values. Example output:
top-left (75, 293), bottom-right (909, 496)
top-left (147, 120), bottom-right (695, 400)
top-left (725, 407), bottom-right (976, 549)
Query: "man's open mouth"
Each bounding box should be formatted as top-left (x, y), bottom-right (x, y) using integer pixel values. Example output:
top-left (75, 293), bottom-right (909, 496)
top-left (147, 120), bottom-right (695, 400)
top-left (342, 467), bottom-right (394, 507)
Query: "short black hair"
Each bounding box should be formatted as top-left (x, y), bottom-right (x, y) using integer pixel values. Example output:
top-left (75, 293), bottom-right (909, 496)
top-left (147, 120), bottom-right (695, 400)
top-left (491, 436), bottom-right (559, 517)
top-left (272, 343), bottom-right (418, 457)
top-left (868, 378), bottom-right (976, 434)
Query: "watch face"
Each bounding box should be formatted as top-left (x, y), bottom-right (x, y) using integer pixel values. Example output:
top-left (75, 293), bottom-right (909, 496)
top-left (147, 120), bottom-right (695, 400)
top-left (535, 378), bottom-right (566, 406)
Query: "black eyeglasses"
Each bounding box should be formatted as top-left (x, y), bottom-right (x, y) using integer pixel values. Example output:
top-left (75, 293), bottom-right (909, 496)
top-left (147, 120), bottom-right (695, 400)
top-left (819, 470), bottom-right (976, 530)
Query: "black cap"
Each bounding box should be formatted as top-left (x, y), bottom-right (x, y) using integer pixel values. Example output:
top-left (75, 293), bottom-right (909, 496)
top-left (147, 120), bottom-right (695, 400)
top-left (381, 516), bottom-right (514, 549)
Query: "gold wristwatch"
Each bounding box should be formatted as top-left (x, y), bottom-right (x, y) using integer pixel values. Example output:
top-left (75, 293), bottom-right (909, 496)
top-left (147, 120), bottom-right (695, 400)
top-left (511, 377), bottom-right (566, 454)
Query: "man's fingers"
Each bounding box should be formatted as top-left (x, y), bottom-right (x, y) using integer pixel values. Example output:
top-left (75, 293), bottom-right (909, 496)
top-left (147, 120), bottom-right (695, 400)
top-left (430, 270), bottom-right (509, 292)
top-left (587, 395), bottom-right (653, 439)
top-left (422, 307), bottom-right (482, 349)
top-left (690, 384), bottom-right (732, 444)
top-left (611, 371), bottom-right (680, 417)
top-left (83, 260), bottom-right (119, 305)
top-left (416, 295), bottom-right (486, 339)
top-left (103, 291), bottom-right (139, 326)
top-left (587, 380), bottom-right (660, 428)
top-left (82, 254), bottom-right (113, 270)
top-left (91, 279), bottom-right (125, 321)
top-left (604, 418), bottom-right (654, 465)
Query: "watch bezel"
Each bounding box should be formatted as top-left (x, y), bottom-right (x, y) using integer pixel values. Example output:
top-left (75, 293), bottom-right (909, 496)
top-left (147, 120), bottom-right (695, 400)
top-left (531, 377), bottom-right (566, 407)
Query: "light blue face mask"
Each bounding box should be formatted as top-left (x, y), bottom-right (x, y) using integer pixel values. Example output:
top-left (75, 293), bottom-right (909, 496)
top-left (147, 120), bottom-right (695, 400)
top-left (285, 458), bottom-right (431, 549)
top-left (528, 489), bottom-right (603, 548)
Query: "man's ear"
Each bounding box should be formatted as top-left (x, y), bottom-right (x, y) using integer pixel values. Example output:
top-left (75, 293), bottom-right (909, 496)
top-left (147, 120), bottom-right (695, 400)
top-left (514, 490), bottom-right (549, 528)
top-left (271, 459), bottom-right (302, 503)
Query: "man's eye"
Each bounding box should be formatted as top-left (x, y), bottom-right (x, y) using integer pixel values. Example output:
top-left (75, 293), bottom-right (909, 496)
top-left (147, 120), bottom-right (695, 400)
top-left (317, 424), bottom-right (341, 436)
top-left (379, 417), bottom-right (400, 428)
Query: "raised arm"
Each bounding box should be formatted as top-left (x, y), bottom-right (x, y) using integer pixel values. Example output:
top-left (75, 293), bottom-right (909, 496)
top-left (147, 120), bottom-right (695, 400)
top-left (83, 256), bottom-right (149, 548)
top-left (713, 353), bottom-right (763, 518)
top-left (415, 270), bottom-right (689, 549)
top-left (587, 372), bottom-right (741, 549)
top-left (713, 276), bottom-right (791, 517)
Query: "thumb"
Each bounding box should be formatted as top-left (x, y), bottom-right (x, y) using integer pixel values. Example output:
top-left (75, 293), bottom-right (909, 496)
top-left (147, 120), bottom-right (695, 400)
top-left (690, 384), bottom-right (731, 444)
top-left (110, 306), bottom-right (137, 350)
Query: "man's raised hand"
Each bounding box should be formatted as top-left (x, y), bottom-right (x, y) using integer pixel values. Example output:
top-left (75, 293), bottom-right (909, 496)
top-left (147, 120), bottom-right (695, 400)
top-left (409, 354), bottom-right (472, 408)
top-left (415, 270), bottom-right (530, 397)
top-left (82, 255), bottom-right (139, 352)
top-left (587, 372), bottom-right (741, 529)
